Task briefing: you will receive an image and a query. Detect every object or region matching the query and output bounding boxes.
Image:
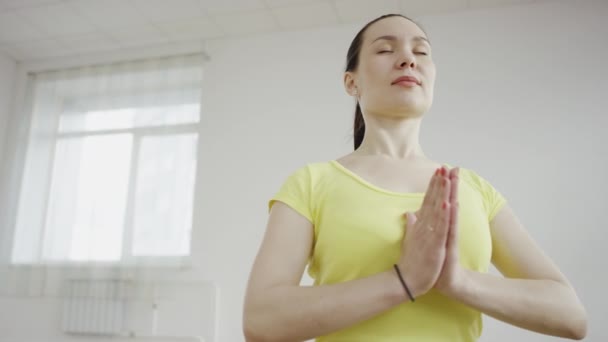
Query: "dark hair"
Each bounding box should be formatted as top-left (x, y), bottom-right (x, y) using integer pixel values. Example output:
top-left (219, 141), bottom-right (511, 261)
top-left (346, 14), bottom-right (426, 150)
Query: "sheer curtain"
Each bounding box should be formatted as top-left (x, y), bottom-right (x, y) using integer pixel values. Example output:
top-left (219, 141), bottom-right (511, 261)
top-left (0, 54), bottom-right (204, 298)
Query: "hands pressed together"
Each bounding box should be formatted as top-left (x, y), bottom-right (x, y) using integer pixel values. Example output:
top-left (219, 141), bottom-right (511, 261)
top-left (396, 166), bottom-right (465, 299)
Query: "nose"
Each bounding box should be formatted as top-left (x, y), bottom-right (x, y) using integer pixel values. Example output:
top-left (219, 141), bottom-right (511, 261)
top-left (397, 51), bottom-right (416, 69)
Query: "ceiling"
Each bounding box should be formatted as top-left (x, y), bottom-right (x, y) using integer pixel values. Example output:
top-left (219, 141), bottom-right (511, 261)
top-left (0, 0), bottom-right (551, 61)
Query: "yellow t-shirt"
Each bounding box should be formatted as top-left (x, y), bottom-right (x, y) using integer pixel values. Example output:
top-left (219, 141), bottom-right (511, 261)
top-left (268, 160), bottom-right (506, 342)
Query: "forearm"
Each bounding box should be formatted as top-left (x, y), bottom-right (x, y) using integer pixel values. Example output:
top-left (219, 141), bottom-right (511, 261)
top-left (244, 269), bottom-right (407, 342)
top-left (450, 269), bottom-right (587, 340)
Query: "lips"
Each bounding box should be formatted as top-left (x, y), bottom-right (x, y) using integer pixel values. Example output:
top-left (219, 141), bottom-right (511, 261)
top-left (392, 75), bottom-right (421, 86)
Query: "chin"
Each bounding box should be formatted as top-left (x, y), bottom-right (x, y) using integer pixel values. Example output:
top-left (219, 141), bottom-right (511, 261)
top-left (391, 101), bottom-right (429, 118)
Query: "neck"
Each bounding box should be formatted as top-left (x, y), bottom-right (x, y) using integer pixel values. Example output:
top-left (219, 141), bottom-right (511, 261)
top-left (355, 114), bottom-right (426, 160)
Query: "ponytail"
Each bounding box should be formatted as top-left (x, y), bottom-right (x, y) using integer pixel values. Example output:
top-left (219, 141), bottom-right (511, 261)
top-left (353, 103), bottom-right (365, 150)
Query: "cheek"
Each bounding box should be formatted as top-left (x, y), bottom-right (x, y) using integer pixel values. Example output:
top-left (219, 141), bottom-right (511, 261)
top-left (361, 61), bottom-right (385, 84)
top-left (427, 62), bottom-right (437, 81)
top-left (421, 65), bottom-right (436, 91)
top-left (362, 54), bottom-right (394, 77)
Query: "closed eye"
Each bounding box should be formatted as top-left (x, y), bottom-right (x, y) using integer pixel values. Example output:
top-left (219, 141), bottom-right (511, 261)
top-left (415, 51), bottom-right (428, 56)
top-left (378, 50), bottom-right (393, 54)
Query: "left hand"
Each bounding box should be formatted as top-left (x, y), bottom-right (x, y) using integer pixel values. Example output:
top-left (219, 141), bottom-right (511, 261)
top-left (434, 167), bottom-right (467, 296)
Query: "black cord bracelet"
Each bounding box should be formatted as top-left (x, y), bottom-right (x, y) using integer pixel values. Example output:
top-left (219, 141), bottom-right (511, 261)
top-left (393, 264), bottom-right (415, 302)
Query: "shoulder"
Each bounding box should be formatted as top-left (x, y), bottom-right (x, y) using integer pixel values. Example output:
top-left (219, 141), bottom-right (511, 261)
top-left (456, 166), bottom-right (489, 191)
top-left (286, 160), bottom-right (335, 178)
top-left (453, 165), bottom-right (506, 220)
top-left (277, 160), bottom-right (335, 191)
top-left (455, 166), bottom-right (502, 194)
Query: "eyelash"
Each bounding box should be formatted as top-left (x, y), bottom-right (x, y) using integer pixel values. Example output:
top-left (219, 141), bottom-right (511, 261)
top-left (377, 50), bottom-right (428, 56)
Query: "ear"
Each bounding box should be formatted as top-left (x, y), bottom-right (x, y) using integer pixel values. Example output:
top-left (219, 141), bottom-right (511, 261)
top-left (344, 71), bottom-right (358, 97)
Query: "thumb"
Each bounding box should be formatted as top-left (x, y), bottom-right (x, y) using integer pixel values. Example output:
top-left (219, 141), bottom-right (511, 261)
top-left (405, 212), bottom-right (418, 227)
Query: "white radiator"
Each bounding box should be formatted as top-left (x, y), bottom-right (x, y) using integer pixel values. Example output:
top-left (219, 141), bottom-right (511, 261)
top-left (62, 279), bottom-right (129, 335)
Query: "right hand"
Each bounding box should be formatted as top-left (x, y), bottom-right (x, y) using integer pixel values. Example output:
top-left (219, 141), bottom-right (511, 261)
top-left (396, 166), bottom-right (452, 298)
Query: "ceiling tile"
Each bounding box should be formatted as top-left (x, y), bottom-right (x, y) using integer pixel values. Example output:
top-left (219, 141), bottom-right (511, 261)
top-left (468, 0), bottom-right (537, 9)
top-left (0, 11), bottom-right (47, 43)
top-left (15, 2), bottom-right (97, 36)
top-left (272, 2), bottom-right (339, 30)
top-left (55, 33), bottom-right (120, 54)
top-left (103, 25), bottom-right (172, 48)
top-left (398, 0), bottom-right (469, 17)
top-left (264, 0), bottom-right (316, 7)
top-left (66, 0), bottom-right (149, 30)
top-left (214, 10), bottom-right (279, 36)
top-left (156, 16), bottom-right (225, 41)
top-left (200, 0), bottom-right (266, 15)
top-left (0, 0), bottom-right (63, 11)
top-left (130, 0), bottom-right (206, 23)
top-left (333, 0), bottom-right (400, 24)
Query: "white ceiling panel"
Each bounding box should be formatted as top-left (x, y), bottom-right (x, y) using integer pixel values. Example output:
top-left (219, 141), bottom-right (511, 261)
top-left (156, 17), bottom-right (225, 41)
top-left (468, 0), bottom-right (538, 8)
top-left (0, 11), bottom-right (46, 43)
top-left (214, 10), bottom-right (279, 36)
top-left (272, 2), bottom-right (339, 30)
top-left (0, 0), bottom-right (565, 62)
top-left (333, 0), bottom-right (401, 24)
top-left (15, 2), bottom-right (97, 36)
top-left (264, 0), bottom-right (317, 7)
top-left (399, 0), bottom-right (469, 16)
top-left (66, 0), bottom-right (149, 30)
top-left (0, 0), bottom-right (62, 11)
top-left (104, 25), bottom-right (171, 48)
top-left (131, 0), bottom-right (206, 23)
top-left (55, 32), bottom-right (120, 54)
top-left (200, 0), bottom-right (267, 15)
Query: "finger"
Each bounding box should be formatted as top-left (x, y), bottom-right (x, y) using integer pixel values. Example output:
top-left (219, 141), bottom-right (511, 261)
top-left (419, 168), bottom-right (441, 217)
top-left (432, 200), bottom-right (450, 243)
top-left (431, 167), bottom-right (448, 211)
top-left (435, 173), bottom-right (450, 213)
top-left (447, 201), bottom-right (459, 250)
top-left (430, 176), bottom-right (450, 234)
top-left (438, 176), bottom-right (451, 232)
top-left (449, 168), bottom-right (459, 205)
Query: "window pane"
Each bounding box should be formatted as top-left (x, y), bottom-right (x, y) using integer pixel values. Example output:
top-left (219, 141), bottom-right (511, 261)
top-left (132, 134), bottom-right (197, 257)
top-left (59, 102), bottom-right (200, 132)
top-left (43, 134), bottom-right (132, 262)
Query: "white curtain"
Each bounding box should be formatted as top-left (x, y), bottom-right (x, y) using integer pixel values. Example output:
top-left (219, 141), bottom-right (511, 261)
top-left (0, 54), bottom-right (204, 298)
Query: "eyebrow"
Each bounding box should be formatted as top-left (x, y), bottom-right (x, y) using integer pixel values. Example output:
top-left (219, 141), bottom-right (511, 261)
top-left (371, 35), bottom-right (431, 46)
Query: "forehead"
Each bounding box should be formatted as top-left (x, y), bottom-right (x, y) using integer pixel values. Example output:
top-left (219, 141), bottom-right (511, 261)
top-left (363, 16), bottom-right (427, 45)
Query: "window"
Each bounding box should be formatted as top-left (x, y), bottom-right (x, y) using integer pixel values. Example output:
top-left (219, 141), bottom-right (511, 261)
top-left (10, 55), bottom-right (203, 265)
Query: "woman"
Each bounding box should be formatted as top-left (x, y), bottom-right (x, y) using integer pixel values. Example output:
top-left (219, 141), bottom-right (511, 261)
top-left (243, 14), bottom-right (587, 342)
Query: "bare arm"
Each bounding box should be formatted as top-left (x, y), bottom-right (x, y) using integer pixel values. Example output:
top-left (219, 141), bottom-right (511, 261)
top-left (242, 202), bottom-right (407, 342)
top-left (446, 204), bottom-right (587, 340)
top-left (243, 168), bottom-right (451, 342)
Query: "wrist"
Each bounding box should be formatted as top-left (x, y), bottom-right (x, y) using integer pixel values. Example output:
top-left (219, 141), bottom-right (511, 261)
top-left (387, 265), bottom-right (419, 304)
top-left (380, 269), bottom-right (406, 305)
top-left (443, 268), bottom-right (474, 300)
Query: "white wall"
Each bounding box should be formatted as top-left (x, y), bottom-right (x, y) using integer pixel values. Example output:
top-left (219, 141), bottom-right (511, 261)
top-left (0, 0), bottom-right (606, 341)
top-left (199, 0), bottom-right (607, 341)
top-left (0, 51), bottom-right (17, 170)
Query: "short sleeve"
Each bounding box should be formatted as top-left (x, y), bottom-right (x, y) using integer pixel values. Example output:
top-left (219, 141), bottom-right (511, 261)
top-left (466, 169), bottom-right (507, 222)
top-left (478, 174), bottom-right (506, 221)
top-left (268, 165), bottom-right (313, 222)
